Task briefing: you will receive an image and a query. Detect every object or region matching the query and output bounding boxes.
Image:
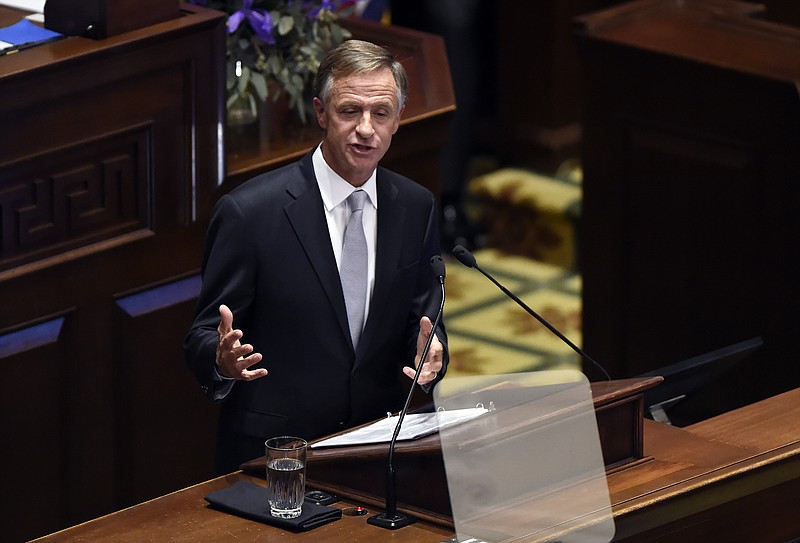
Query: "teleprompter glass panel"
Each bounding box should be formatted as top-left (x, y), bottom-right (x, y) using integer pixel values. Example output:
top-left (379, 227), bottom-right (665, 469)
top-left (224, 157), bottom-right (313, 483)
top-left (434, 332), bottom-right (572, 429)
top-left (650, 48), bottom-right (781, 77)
top-left (434, 370), bottom-right (614, 543)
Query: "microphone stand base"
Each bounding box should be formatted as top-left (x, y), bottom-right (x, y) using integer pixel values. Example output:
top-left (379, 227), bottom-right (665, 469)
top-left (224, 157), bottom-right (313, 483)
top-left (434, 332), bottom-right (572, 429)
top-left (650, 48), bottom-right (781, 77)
top-left (367, 511), bottom-right (416, 530)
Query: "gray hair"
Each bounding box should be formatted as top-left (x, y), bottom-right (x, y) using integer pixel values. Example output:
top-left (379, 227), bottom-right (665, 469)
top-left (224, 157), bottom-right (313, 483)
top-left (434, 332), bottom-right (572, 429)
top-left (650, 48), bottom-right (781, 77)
top-left (314, 39), bottom-right (408, 110)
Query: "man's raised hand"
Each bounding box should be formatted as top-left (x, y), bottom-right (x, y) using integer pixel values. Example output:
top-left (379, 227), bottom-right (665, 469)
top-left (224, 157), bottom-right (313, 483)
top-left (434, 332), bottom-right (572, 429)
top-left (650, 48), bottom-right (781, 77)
top-left (216, 304), bottom-right (267, 381)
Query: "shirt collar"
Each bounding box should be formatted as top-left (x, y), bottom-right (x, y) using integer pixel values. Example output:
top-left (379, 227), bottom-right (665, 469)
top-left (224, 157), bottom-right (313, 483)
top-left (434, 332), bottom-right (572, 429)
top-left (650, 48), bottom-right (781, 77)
top-left (313, 144), bottom-right (378, 212)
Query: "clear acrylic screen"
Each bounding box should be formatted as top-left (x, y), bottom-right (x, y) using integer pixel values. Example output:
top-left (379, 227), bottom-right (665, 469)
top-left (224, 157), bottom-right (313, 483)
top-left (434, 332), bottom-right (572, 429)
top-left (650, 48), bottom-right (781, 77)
top-left (433, 370), bottom-right (615, 542)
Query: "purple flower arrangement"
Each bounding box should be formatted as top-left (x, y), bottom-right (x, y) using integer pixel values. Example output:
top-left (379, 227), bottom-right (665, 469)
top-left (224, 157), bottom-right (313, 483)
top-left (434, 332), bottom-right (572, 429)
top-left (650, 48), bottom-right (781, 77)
top-left (190, 0), bottom-right (356, 123)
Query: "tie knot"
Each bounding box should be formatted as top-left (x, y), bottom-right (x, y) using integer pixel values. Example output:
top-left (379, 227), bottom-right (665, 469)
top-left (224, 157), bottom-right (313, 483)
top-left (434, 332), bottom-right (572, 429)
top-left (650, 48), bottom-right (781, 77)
top-left (347, 190), bottom-right (368, 212)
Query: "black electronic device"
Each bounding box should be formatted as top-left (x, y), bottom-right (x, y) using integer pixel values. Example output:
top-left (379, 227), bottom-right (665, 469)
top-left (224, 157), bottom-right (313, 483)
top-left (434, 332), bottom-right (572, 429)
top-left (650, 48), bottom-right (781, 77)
top-left (44, 0), bottom-right (179, 39)
top-left (640, 336), bottom-right (763, 426)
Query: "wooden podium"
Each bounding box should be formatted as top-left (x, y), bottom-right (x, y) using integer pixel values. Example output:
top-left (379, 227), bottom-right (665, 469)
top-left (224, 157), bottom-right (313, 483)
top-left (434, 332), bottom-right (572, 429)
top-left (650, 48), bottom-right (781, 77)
top-left (242, 377), bottom-right (663, 527)
top-left (30, 386), bottom-right (800, 542)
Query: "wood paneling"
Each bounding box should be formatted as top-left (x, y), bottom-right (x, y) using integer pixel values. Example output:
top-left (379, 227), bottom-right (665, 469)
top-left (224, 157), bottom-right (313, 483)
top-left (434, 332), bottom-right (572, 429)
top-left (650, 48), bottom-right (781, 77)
top-left (0, 127), bottom-right (151, 273)
top-left (0, 5), bottom-right (225, 541)
top-left (0, 314), bottom-right (74, 543)
top-left (576, 0), bottom-right (800, 420)
top-left (112, 276), bottom-right (218, 507)
top-left (495, 0), bottom-right (625, 169)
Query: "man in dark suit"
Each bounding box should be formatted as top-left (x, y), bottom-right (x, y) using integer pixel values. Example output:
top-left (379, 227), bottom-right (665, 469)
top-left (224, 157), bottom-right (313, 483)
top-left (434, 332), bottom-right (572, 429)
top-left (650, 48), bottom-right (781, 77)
top-left (185, 39), bottom-right (448, 474)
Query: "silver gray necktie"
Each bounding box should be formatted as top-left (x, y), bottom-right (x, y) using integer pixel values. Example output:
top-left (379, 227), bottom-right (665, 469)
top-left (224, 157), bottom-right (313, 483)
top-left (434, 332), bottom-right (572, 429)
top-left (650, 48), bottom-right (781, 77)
top-left (341, 190), bottom-right (368, 350)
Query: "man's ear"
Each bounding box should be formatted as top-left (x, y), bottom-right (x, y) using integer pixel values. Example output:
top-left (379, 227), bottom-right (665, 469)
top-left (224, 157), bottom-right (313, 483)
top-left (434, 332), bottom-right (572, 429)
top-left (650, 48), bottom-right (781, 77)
top-left (392, 104), bottom-right (406, 134)
top-left (313, 97), bottom-right (327, 129)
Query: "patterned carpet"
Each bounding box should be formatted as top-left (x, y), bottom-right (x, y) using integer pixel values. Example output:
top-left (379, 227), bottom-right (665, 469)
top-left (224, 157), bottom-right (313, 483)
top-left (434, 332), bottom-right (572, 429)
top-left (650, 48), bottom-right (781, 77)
top-left (443, 248), bottom-right (583, 377)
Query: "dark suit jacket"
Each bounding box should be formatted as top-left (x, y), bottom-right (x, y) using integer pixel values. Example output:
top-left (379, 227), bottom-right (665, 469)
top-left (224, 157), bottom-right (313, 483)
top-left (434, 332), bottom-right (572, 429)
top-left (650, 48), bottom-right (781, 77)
top-left (185, 152), bottom-right (448, 473)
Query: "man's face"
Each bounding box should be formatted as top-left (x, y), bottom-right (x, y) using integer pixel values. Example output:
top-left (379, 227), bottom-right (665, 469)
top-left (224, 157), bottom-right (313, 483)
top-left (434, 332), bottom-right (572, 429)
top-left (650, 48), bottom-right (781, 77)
top-left (313, 68), bottom-right (404, 187)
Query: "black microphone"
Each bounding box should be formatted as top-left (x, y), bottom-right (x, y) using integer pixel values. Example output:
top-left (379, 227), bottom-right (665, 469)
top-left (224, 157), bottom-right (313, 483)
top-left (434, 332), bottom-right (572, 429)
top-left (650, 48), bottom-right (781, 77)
top-left (368, 255), bottom-right (446, 529)
top-left (452, 245), bottom-right (611, 381)
top-left (431, 254), bottom-right (446, 281)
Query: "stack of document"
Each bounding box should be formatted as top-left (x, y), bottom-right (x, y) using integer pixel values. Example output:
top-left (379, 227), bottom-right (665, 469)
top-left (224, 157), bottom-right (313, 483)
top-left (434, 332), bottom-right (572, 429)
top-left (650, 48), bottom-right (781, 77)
top-left (311, 407), bottom-right (489, 448)
top-left (0, 0), bottom-right (45, 14)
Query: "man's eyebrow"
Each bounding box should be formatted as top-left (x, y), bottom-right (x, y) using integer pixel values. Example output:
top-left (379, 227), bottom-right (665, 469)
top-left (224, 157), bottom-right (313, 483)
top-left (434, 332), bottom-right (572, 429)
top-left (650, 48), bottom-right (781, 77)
top-left (336, 99), bottom-right (396, 111)
top-left (367, 97), bottom-right (397, 110)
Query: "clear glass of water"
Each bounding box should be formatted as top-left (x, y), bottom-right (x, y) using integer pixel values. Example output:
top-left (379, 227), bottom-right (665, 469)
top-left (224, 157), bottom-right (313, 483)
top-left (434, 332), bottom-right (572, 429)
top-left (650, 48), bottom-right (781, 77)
top-left (265, 436), bottom-right (307, 518)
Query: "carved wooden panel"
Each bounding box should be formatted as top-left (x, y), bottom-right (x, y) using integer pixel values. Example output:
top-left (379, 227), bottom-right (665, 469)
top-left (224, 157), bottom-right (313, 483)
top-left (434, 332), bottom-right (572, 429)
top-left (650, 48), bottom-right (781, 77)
top-left (0, 128), bottom-right (152, 272)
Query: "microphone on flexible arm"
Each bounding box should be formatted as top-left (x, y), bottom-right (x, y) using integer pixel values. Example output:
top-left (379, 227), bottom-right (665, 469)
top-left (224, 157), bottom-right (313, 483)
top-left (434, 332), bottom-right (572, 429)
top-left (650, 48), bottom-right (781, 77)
top-left (452, 245), bottom-right (611, 382)
top-left (368, 255), bottom-right (446, 530)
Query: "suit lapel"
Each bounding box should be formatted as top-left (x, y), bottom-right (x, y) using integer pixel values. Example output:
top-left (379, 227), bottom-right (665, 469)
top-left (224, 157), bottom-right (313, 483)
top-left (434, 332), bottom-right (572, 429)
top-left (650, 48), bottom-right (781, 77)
top-left (284, 159), bottom-right (409, 359)
top-left (357, 171), bottom-right (406, 362)
top-left (284, 156), bottom-right (352, 346)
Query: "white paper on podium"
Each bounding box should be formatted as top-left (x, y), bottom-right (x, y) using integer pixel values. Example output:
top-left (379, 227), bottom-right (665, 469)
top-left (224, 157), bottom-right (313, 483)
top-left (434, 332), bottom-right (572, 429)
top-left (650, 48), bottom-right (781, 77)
top-left (434, 370), bottom-right (615, 543)
top-left (310, 407), bottom-right (488, 448)
top-left (0, 0), bottom-right (45, 13)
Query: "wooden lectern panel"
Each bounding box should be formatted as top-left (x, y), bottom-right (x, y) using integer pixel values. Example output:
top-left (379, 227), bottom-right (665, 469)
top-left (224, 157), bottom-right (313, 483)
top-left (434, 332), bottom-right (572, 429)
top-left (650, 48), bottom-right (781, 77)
top-left (242, 377), bottom-right (662, 527)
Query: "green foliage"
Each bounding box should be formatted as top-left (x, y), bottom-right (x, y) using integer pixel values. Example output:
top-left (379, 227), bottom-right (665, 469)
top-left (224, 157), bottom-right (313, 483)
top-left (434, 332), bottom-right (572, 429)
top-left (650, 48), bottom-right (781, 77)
top-left (197, 0), bottom-right (353, 124)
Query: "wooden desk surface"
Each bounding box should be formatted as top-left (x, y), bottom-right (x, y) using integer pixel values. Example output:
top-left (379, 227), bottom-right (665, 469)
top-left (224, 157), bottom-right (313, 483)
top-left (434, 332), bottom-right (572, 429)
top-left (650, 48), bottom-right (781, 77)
top-left (32, 472), bottom-right (453, 543)
top-left (33, 389), bottom-right (800, 542)
top-left (608, 387), bottom-right (800, 542)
